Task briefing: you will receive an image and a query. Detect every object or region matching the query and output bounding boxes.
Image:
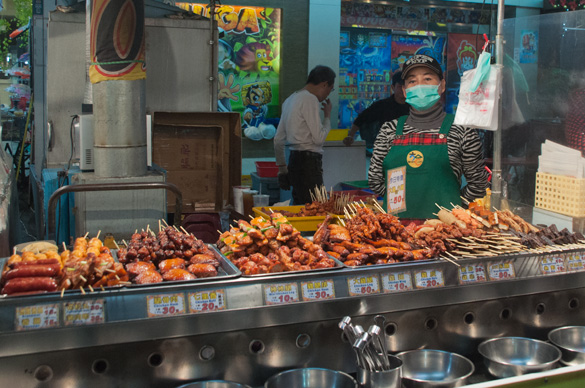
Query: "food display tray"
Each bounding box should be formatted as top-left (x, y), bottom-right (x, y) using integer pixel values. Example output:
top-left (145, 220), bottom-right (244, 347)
top-left (225, 252), bottom-right (346, 278)
top-left (252, 206), bottom-right (344, 232)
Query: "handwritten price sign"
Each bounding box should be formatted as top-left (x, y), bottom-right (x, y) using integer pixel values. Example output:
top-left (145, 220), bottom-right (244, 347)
top-left (15, 304), bottom-right (60, 331)
top-left (146, 293), bottom-right (186, 317)
top-left (414, 270), bottom-right (445, 289)
top-left (488, 262), bottom-right (515, 281)
top-left (567, 253), bottom-right (585, 272)
top-left (348, 275), bottom-right (380, 296)
top-left (459, 264), bottom-right (487, 284)
top-left (301, 280), bottom-right (335, 301)
top-left (189, 289), bottom-right (226, 313)
top-left (382, 272), bottom-right (412, 293)
top-left (541, 256), bottom-right (566, 275)
top-left (64, 299), bottom-right (105, 326)
top-left (263, 283), bottom-right (299, 305)
top-left (386, 166), bottom-right (406, 213)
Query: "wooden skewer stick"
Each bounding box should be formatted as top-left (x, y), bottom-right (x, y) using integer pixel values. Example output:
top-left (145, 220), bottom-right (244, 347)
top-left (100, 285), bottom-right (105, 291)
top-left (113, 240), bottom-right (120, 250)
top-left (180, 226), bottom-right (189, 235)
top-left (96, 230), bottom-right (101, 239)
top-left (79, 275), bottom-right (87, 282)
top-left (61, 288), bottom-right (65, 298)
top-left (158, 219), bottom-right (162, 232)
top-left (460, 196), bottom-right (470, 205)
top-left (441, 255), bottom-right (461, 267)
top-left (122, 239), bottom-right (129, 247)
top-left (83, 232), bottom-right (89, 239)
top-left (161, 219), bottom-right (169, 227)
top-left (337, 216), bottom-right (346, 227)
top-left (62, 242), bottom-right (67, 251)
top-left (88, 284), bottom-right (94, 293)
top-left (80, 286), bottom-right (86, 295)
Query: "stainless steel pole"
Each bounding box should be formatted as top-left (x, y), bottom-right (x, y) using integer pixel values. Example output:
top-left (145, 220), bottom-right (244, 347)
top-left (492, 0), bottom-right (505, 210)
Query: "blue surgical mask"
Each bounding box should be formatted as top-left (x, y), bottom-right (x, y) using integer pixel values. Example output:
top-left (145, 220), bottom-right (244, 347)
top-left (405, 84), bottom-right (441, 111)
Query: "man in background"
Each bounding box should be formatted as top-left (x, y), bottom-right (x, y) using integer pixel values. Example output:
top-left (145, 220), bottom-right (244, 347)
top-left (274, 65), bottom-right (336, 204)
top-left (343, 71), bottom-right (410, 153)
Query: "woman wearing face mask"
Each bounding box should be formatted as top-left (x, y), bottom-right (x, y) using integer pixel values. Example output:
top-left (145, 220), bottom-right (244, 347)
top-left (368, 54), bottom-right (489, 220)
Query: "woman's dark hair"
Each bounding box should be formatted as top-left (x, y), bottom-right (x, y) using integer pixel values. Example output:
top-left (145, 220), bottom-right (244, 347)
top-left (306, 65), bottom-right (336, 86)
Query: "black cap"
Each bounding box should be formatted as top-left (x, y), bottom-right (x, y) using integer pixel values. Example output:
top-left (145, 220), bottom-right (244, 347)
top-left (401, 54), bottom-right (443, 80)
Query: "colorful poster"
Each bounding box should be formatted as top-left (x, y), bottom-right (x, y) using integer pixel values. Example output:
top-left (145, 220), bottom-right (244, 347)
top-left (519, 30), bottom-right (538, 64)
top-left (390, 33), bottom-right (446, 74)
top-left (445, 33), bottom-right (481, 114)
top-left (177, 4), bottom-right (281, 140)
top-left (338, 28), bottom-right (394, 129)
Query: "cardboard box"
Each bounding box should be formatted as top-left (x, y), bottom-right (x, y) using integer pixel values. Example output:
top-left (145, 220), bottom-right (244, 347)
top-left (152, 112), bottom-right (242, 213)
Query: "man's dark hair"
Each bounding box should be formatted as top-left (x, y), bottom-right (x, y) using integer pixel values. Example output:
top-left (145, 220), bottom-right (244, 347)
top-left (306, 65), bottom-right (336, 86)
top-left (392, 71), bottom-right (404, 86)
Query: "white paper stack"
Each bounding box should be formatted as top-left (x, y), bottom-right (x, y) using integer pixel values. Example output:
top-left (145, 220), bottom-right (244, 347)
top-left (538, 140), bottom-right (585, 178)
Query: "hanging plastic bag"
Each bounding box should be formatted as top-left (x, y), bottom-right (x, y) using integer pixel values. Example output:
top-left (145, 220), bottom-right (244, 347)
top-left (454, 64), bottom-right (501, 131)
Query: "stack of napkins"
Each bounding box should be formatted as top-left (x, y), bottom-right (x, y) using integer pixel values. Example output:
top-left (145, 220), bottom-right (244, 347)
top-left (538, 140), bottom-right (585, 178)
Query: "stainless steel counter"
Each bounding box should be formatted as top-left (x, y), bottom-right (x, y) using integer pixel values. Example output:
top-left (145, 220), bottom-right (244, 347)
top-left (1, 248), bottom-right (585, 387)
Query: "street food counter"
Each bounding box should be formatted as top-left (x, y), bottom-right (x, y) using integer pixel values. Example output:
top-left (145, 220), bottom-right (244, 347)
top-left (1, 245), bottom-right (585, 387)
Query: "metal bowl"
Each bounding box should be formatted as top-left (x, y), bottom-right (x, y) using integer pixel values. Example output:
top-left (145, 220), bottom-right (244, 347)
top-left (175, 381), bottom-right (251, 388)
top-left (548, 326), bottom-right (585, 366)
top-left (264, 368), bottom-right (357, 388)
top-left (396, 349), bottom-right (474, 388)
top-left (478, 337), bottom-right (561, 378)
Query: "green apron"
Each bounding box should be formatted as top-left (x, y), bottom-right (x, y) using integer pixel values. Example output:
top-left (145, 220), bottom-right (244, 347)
top-left (382, 114), bottom-right (461, 219)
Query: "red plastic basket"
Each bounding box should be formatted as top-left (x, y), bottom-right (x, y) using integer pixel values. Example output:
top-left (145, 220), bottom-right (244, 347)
top-left (255, 161), bottom-right (279, 178)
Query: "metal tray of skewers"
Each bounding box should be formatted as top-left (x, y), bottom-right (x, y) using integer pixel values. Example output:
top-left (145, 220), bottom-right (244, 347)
top-left (216, 215), bottom-right (345, 277)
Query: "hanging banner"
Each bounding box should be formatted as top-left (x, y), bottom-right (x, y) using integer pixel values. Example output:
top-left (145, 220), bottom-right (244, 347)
top-left (445, 33), bottom-right (481, 114)
top-left (338, 27), bottom-right (393, 129)
top-left (90, 0), bottom-right (146, 83)
top-left (177, 4), bottom-right (282, 140)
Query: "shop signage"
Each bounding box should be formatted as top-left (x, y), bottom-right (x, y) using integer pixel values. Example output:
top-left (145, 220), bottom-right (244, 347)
top-left (301, 280), bottom-right (335, 301)
top-left (64, 299), bottom-right (105, 326)
top-left (347, 274), bottom-right (381, 296)
top-left (341, 15), bottom-right (425, 31)
top-left (189, 289), bottom-right (227, 313)
top-left (458, 264), bottom-right (487, 284)
top-left (540, 256), bottom-right (566, 275)
top-left (414, 269), bottom-right (445, 289)
top-left (567, 253), bottom-right (585, 272)
top-left (146, 293), bottom-right (186, 317)
top-left (488, 262), bottom-right (515, 281)
top-left (386, 166), bottom-right (406, 214)
top-left (382, 271), bottom-right (413, 293)
top-left (15, 303), bottom-right (60, 331)
top-left (263, 282), bottom-right (299, 305)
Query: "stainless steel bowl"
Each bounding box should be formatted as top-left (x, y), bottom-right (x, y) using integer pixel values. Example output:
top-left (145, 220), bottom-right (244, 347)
top-left (396, 349), bottom-right (474, 388)
top-left (264, 368), bottom-right (357, 388)
top-left (548, 326), bottom-right (585, 366)
top-left (175, 381), bottom-right (251, 388)
top-left (478, 337), bottom-right (561, 378)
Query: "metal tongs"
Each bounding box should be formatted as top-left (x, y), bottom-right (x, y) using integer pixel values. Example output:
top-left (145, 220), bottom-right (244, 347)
top-left (339, 315), bottom-right (391, 372)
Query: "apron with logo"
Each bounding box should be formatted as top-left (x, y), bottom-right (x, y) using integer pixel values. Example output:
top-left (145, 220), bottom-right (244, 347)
top-left (382, 114), bottom-right (461, 219)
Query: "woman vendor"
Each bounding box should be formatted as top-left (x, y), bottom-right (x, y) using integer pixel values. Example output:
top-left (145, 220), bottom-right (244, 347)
top-left (368, 54), bottom-right (489, 219)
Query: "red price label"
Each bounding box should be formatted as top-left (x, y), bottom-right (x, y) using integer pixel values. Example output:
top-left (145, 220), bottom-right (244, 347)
top-left (459, 264), bottom-right (487, 284)
top-left (15, 304), bottom-right (60, 331)
top-left (488, 262), bottom-right (515, 281)
top-left (541, 257), bottom-right (566, 275)
top-left (64, 299), bottom-right (105, 326)
top-left (146, 293), bottom-right (186, 317)
top-left (414, 270), bottom-right (445, 289)
top-left (382, 272), bottom-right (412, 293)
top-left (301, 280), bottom-right (335, 301)
top-left (348, 275), bottom-right (380, 296)
top-left (264, 283), bottom-right (299, 305)
top-left (189, 289), bottom-right (226, 313)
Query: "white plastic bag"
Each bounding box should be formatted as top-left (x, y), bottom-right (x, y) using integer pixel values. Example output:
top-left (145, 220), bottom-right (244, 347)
top-left (454, 65), bottom-right (501, 131)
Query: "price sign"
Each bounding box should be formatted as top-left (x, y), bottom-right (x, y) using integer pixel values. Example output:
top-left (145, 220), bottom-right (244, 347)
top-left (386, 166), bottom-right (406, 213)
top-left (301, 280), bottom-right (335, 301)
top-left (64, 299), bottom-right (105, 326)
top-left (189, 289), bottom-right (226, 313)
top-left (15, 304), bottom-right (60, 331)
top-left (567, 253), bottom-right (585, 272)
top-left (488, 262), bottom-right (516, 281)
top-left (382, 272), bottom-right (412, 293)
top-left (459, 264), bottom-right (487, 284)
top-left (263, 282), bottom-right (299, 305)
top-left (414, 269), bottom-right (445, 289)
top-left (541, 256), bottom-right (566, 275)
top-left (146, 293), bottom-right (186, 317)
top-left (347, 275), bottom-right (380, 296)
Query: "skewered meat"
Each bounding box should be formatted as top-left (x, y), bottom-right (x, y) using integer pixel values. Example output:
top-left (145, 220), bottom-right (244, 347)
top-left (134, 269), bottom-right (163, 284)
top-left (187, 264), bottom-right (218, 278)
top-left (162, 268), bottom-right (196, 281)
top-left (158, 259), bottom-right (186, 274)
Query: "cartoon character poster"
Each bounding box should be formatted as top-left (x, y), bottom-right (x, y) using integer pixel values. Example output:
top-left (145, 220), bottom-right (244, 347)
top-left (445, 33), bottom-right (481, 114)
top-left (338, 28), bottom-right (393, 129)
top-left (519, 30), bottom-right (538, 64)
top-left (176, 4), bottom-right (281, 140)
top-left (391, 33), bottom-right (446, 74)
